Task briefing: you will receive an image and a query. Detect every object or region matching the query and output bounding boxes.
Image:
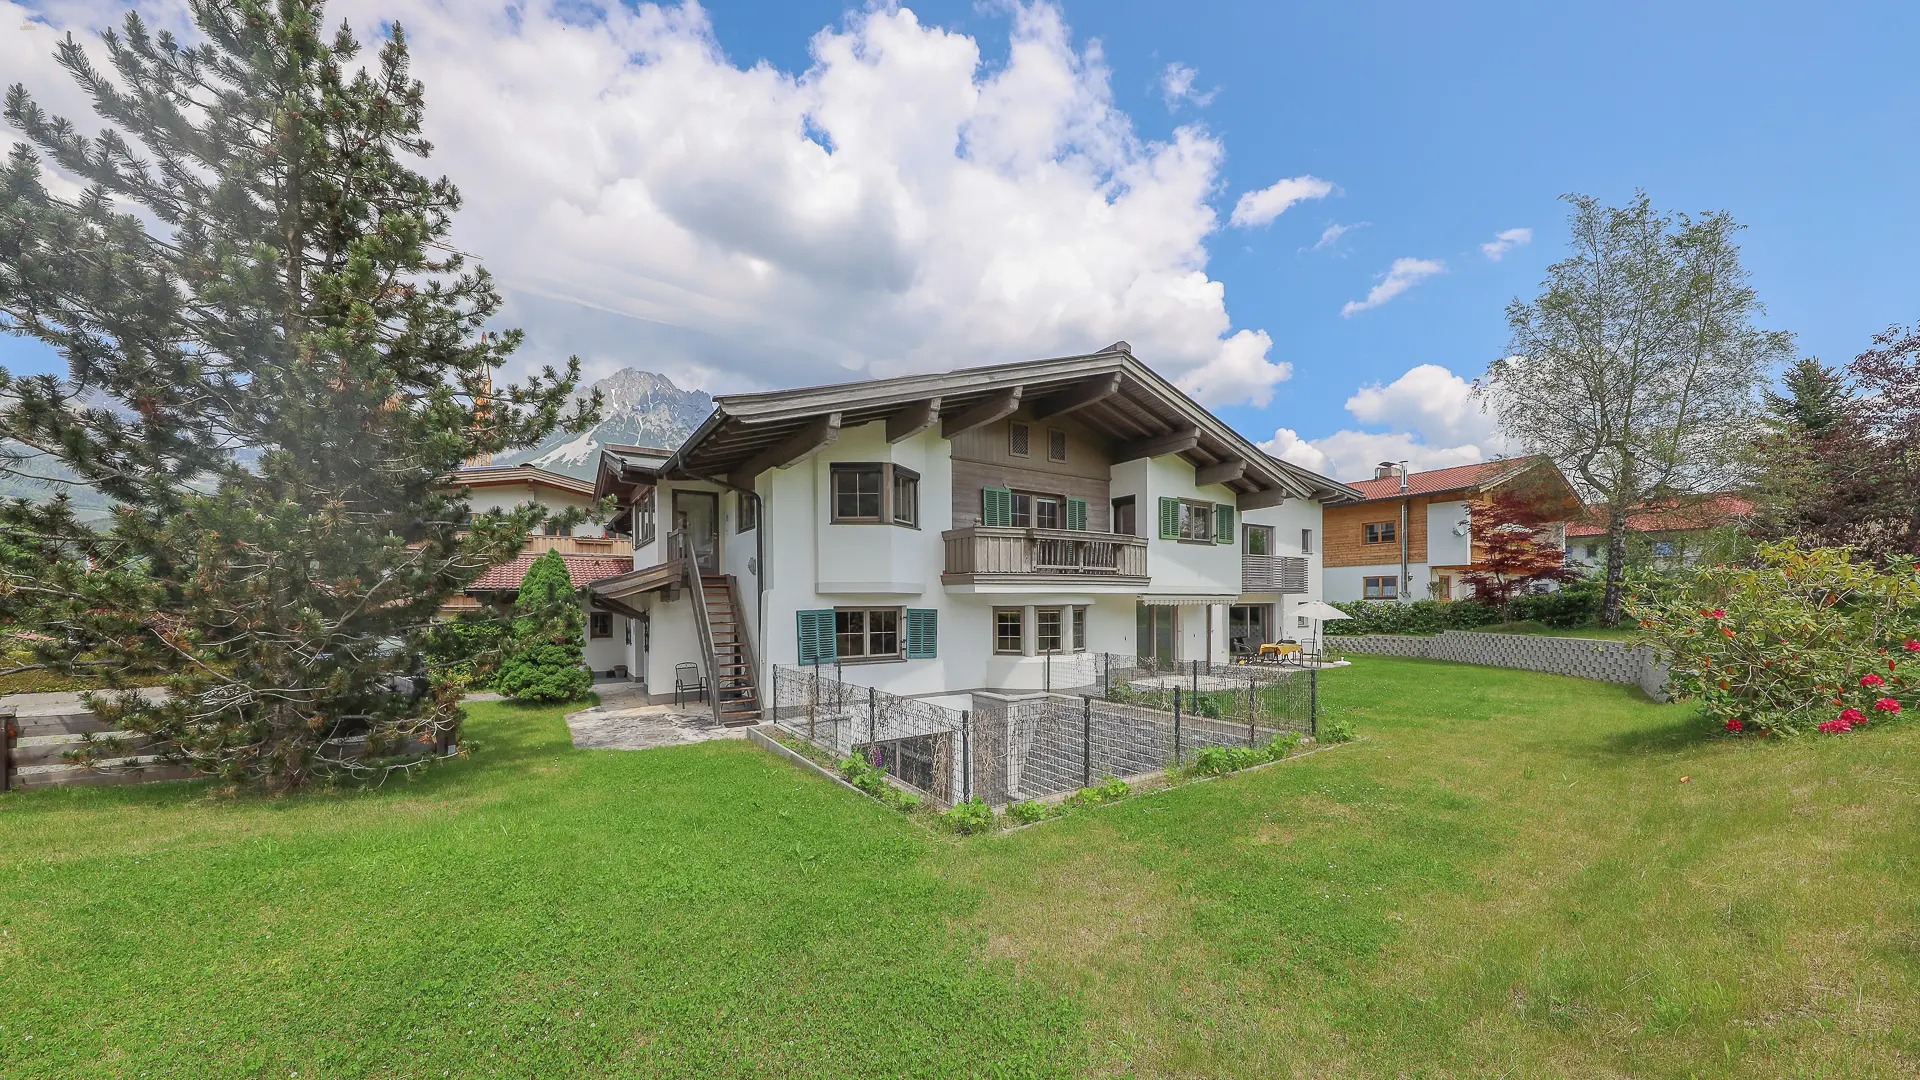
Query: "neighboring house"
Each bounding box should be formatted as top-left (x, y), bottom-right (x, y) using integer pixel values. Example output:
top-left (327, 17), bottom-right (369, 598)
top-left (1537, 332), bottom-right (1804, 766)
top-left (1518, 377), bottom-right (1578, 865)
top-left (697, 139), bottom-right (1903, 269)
top-left (1320, 457), bottom-right (1582, 604)
top-left (1565, 494), bottom-right (1754, 570)
top-left (442, 464), bottom-right (637, 677)
top-left (579, 344), bottom-right (1359, 723)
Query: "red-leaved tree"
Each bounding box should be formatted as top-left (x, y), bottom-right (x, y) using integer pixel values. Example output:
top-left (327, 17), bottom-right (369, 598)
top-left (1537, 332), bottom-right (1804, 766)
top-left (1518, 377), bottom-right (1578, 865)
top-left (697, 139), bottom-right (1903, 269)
top-left (1459, 491), bottom-right (1580, 613)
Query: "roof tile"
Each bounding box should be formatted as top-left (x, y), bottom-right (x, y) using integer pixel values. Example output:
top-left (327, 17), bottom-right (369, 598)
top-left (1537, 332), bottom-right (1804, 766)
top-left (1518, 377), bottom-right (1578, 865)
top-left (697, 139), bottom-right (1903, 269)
top-left (468, 553), bottom-right (634, 593)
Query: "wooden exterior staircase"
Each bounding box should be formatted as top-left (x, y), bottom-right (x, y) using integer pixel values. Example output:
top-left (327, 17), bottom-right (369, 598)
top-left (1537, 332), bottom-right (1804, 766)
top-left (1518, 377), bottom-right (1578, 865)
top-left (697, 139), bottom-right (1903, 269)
top-left (695, 572), bottom-right (761, 726)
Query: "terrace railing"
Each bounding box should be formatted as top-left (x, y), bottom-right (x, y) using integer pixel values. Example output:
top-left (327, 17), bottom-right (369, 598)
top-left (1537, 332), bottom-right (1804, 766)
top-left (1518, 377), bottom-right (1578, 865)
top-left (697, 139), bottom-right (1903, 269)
top-left (1241, 553), bottom-right (1309, 593)
top-left (941, 527), bottom-right (1147, 585)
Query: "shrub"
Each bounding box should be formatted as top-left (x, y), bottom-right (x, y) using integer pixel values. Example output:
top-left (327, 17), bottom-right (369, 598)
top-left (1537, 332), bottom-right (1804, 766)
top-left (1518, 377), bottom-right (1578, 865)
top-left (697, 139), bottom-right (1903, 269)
top-left (1189, 732), bottom-right (1306, 777)
top-left (837, 754), bottom-right (925, 812)
top-left (940, 798), bottom-right (996, 834)
top-left (1318, 713), bottom-right (1357, 743)
top-left (1064, 776), bottom-right (1131, 808)
top-left (1627, 541), bottom-right (1919, 736)
top-left (423, 613), bottom-right (510, 690)
top-left (1006, 800), bottom-right (1050, 825)
top-left (495, 551), bottom-right (594, 703)
top-left (1323, 599), bottom-right (1504, 636)
top-left (1508, 579), bottom-right (1604, 628)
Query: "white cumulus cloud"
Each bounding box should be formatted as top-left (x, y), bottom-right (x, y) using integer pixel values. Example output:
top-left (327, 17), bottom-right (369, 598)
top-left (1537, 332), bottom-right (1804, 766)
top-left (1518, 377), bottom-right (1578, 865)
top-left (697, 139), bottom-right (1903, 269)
top-left (1340, 257), bottom-right (1444, 317)
top-left (1229, 175), bottom-right (1335, 228)
top-left (7, 0), bottom-right (1298, 407)
top-left (1480, 226), bottom-right (1533, 260)
top-left (1159, 62), bottom-right (1216, 110)
top-left (1261, 363), bottom-right (1512, 481)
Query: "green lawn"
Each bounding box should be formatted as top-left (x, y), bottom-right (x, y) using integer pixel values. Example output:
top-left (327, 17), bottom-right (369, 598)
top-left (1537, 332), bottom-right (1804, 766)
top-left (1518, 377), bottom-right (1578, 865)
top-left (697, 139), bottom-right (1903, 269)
top-left (4, 658), bottom-right (1917, 1078)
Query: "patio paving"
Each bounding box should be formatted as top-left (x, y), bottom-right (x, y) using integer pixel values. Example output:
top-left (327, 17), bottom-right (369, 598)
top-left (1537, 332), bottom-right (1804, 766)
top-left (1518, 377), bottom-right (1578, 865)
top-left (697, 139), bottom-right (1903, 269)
top-left (562, 687), bottom-right (744, 751)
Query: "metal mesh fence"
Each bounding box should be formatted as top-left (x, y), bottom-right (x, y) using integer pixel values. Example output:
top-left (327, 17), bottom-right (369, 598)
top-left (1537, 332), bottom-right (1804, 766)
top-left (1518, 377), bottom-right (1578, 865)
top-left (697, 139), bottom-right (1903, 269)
top-left (1047, 652), bottom-right (1322, 736)
top-left (771, 654), bottom-right (1330, 810)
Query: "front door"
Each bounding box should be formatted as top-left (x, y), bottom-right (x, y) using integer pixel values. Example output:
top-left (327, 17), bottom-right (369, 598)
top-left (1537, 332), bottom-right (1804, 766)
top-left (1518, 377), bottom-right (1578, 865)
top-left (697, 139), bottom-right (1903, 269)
top-left (1136, 604), bottom-right (1177, 669)
top-left (673, 491), bottom-right (719, 573)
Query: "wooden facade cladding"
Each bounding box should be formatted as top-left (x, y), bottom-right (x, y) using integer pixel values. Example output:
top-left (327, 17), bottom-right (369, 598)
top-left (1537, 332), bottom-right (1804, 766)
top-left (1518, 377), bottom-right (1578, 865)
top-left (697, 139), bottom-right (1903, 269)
top-left (949, 411), bottom-right (1116, 530)
top-left (1322, 497), bottom-right (1431, 567)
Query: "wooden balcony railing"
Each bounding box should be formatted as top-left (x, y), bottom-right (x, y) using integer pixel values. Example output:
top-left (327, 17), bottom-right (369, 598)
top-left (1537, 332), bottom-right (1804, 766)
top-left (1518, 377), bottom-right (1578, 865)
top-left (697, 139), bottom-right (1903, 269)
top-left (1242, 554), bottom-right (1309, 593)
top-left (942, 527), bottom-right (1148, 584)
top-left (521, 533), bottom-right (620, 556)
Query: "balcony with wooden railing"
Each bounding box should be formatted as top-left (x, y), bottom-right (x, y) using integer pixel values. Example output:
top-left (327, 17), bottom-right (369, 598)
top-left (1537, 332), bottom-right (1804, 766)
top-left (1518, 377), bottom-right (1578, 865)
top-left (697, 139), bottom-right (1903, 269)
top-left (941, 527), bottom-right (1148, 588)
top-left (520, 533), bottom-right (622, 556)
top-left (1241, 554), bottom-right (1310, 594)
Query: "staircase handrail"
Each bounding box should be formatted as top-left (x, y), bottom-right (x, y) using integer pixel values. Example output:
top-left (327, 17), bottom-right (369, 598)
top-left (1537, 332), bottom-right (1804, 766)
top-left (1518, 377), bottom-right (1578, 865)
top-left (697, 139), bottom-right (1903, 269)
top-left (674, 529), bottom-right (724, 725)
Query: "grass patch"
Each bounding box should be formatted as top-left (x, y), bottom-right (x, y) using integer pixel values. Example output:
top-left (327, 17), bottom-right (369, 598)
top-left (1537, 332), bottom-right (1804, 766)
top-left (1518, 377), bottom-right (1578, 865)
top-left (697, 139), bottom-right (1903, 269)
top-left (5, 658), bottom-right (1918, 1077)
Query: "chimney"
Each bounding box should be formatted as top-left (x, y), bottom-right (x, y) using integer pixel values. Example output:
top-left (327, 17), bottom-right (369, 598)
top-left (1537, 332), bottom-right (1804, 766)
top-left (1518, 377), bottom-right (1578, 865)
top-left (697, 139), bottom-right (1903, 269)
top-left (1399, 460), bottom-right (1409, 492)
top-left (1374, 461), bottom-right (1399, 480)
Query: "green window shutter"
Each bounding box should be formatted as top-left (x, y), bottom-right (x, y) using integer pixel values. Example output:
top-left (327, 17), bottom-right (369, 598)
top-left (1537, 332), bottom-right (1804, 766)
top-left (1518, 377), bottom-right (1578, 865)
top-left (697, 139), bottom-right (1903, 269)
top-left (982, 487), bottom-right (1013, 528)
top-left (905, 609), bottom-right (938, 659)
top-left (1215, 503), bottom-right (1236, 544)
top-left (1065, 497), bottom-right (1088, 531)
top-left (797, 609), bottom-right (838, 665)
top-left (1158, 497), bottom-right (1180, 539)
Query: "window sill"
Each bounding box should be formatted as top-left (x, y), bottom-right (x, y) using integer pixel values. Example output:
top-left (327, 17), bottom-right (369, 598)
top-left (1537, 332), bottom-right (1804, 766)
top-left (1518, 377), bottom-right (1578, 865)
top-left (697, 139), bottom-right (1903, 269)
top-left (835, 655), bottom-right (907, 665)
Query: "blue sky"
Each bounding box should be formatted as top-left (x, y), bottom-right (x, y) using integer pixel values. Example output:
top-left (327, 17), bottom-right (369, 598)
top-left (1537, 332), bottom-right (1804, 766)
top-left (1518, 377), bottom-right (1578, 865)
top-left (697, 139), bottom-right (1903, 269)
top-left (5, 0), bottom-right (1916, 481)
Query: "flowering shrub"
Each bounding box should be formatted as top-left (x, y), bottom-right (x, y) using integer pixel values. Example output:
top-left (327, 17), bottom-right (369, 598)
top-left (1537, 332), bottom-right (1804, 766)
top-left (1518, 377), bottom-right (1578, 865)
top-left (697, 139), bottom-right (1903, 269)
top-left (1627, 541), bottom-right (1920, 736)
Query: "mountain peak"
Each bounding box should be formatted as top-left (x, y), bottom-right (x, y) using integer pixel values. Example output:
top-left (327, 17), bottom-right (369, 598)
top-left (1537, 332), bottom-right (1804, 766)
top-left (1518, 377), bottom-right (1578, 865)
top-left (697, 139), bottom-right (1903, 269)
top-left (499, 368), bottom-right (712, 478)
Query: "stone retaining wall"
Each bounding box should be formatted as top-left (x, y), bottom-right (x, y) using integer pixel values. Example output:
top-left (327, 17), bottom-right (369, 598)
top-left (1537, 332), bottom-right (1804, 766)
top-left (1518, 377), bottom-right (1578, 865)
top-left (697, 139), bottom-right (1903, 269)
top-left (1333, 631), bottom-right (1670, 701)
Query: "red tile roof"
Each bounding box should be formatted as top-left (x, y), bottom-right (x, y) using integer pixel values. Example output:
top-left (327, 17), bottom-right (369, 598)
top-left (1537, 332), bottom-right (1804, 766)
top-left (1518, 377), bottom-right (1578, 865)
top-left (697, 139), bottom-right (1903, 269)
top-left (1565, 494), bottom-right (1754, 537)
top-left (1341, 459), bottom-right (1530, 503)
top-left (467, 553), bottom-right (634, 593)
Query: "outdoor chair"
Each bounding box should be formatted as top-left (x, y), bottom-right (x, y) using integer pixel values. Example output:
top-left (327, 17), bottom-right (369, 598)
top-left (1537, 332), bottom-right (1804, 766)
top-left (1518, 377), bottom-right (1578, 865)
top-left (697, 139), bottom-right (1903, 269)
top-left (673, 662), bottom-right (708, 707)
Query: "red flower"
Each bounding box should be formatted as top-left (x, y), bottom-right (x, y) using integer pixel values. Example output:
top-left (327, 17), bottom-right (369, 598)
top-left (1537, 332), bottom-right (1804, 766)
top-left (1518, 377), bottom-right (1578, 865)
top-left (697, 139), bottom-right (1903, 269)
top-left (1819, 718), bottom-right (1853, 734)
top-left (1861, 674), bottom-right (1885, 688)
top-left (1840, 708), bottom-right (1867, 724)
top-left (1724, 718), bottom-right (1744, 732)
top-left (1905, 640), bottom-right (1920, 652)
top-left (1874, 698), bottom-right (1902, 714)
top-left (1708, 609), bottom-right (1727, 619)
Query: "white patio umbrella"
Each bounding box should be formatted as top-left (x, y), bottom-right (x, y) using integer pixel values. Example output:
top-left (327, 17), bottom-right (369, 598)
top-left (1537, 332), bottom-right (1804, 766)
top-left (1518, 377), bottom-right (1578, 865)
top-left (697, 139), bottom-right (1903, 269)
top-left (1291, 600), bottom-right (1353, 661)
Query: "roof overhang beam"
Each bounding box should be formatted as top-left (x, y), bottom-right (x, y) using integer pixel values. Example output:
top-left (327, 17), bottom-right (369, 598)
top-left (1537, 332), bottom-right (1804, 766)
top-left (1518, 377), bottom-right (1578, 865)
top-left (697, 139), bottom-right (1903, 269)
top-left (940, 388), bottom-right (1022, 440)
top-left (732, 412), bottom-right (842, 488)
top-left (885, 397), bottom-right (942, 443)
top-left (1028, 373), bottom-right (1121, 420)
top-left (1113, 426), bottom-right (1201, 464)
top-left (1193, 458), bottom-right (1247, 488)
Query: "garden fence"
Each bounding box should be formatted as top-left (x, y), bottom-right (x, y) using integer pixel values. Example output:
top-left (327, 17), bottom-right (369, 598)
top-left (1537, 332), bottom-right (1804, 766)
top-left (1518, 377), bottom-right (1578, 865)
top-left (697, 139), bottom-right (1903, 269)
top-left (770, 655), bottom-right (1327, 810)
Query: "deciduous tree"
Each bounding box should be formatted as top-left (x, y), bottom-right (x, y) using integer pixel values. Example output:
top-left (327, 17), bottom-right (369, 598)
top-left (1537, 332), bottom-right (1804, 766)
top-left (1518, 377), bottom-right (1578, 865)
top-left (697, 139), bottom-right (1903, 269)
top-left (1478, 192), bottom-right (1791, 625)
top-left (1457, 490), bottom-right (1579, 614)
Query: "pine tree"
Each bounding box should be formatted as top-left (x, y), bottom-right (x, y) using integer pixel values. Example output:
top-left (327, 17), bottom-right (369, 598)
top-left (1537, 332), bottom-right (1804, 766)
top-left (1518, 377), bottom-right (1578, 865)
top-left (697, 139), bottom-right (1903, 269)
top-left (1458, 490), bottom-right (1580, 615)
top-left (0, 2), bottom-right (599, 788)
top-left (495, 551), bottom-right (593, 704)
top-left (1763, 357), bottom-right (1850, 435)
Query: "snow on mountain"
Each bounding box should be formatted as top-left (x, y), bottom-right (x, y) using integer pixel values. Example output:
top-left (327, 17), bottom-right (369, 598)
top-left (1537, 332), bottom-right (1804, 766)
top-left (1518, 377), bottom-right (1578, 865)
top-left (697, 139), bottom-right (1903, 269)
top-left (500, 369), bottom-right (712, 478)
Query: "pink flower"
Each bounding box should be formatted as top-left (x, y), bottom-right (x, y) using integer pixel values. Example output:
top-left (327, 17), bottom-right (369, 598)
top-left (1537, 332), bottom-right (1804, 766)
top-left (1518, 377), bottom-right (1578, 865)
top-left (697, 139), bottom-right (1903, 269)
top-left (1708, 609), bottom-right (1727, 619)
top-left (1903, 640), bottom-right (1920, 652)
top-left (1818, 718), bottom-right (1853, 734)
top-left (1724, 718), bottom-right (1744, 733)
top-left (1839, 708), bottom-right (1867, 724)
top-left (1860, 674), bottom-right (1885, 688)
top-left (1874, 698), bottom-right (1902, 714)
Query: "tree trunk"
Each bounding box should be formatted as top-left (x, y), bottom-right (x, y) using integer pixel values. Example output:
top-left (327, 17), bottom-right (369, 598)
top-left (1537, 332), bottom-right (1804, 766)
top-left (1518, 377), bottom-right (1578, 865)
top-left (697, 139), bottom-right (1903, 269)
top-left (1600, 499), bottom-right (1630, 627)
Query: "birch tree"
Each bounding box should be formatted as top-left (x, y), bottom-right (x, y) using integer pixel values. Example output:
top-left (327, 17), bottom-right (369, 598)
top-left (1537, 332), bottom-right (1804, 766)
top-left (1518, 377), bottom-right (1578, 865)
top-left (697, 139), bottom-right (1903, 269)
top-left (1478, 192), bottom-right (1791, 625)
